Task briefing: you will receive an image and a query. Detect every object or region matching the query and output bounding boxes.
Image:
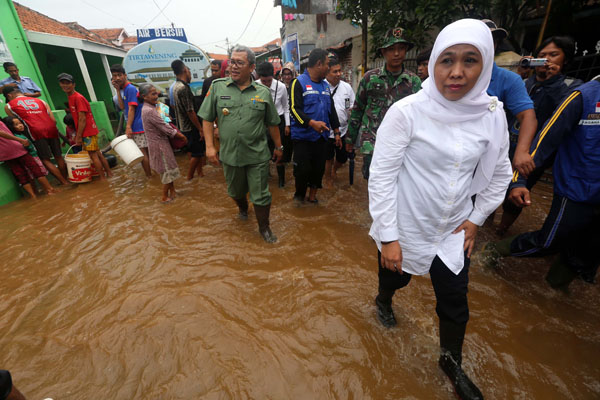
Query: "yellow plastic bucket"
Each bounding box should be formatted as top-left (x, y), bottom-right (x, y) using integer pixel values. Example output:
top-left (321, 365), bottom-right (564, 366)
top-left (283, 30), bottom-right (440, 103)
top-left (65, 146), bottom-right (92, 183)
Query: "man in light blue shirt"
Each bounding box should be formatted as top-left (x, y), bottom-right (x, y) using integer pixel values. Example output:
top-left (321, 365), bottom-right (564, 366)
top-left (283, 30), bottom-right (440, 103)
top-left (482, 21), bottom-right (537, 176)
top-left (0, 62), bottom-right (42, 98)
top-left (483, 19), bottom-right (538, 236)
top-left (488, 62), bottom-right (536, 162)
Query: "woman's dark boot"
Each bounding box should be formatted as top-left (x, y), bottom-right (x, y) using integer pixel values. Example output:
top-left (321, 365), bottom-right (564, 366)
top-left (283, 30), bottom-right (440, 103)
top-left (439, 319), bottom-right (483, 400)
top-left (234, 198), bottom-right (248, 220)
top-left (277, 165), bottom-right (285, 188)
top-left (254, 204), bottom-right (277, 243)
top-left (375, 287), bottom-right (397, 328)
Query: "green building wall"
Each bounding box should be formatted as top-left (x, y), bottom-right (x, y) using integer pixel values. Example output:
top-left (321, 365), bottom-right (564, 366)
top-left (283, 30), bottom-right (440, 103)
top-left (0, 0), bottom-right (124, 206)
top-left (28, 42), bottom-right (90, 110)
top-left (0, 0), bottom-right (54, 109)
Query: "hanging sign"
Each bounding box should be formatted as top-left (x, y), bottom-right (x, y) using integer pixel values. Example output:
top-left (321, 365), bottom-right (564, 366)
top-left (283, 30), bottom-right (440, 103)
top-left (137, 27), bottom-right (188, 44)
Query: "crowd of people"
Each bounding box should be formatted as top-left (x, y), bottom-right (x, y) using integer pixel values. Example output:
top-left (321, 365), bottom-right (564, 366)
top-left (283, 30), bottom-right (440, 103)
top-left (0, 16), bottom-right (598, 400)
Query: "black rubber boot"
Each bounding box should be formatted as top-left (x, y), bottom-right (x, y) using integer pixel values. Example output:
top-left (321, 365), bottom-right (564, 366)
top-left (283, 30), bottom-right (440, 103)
top-left (375, 287), bottom-right (397, 328)
top-left (254, 204), bottom-right (277, 243)
top-left (580, 265), bottom-right (598, 284)
top-left (234, 198), bottom-right (248, 220)
top-left (277, 165), bottom-right (285, 188)
top-left (439, 319), bottom-right (483, 400)
top-left (545, 256), bottom-right (577, 290)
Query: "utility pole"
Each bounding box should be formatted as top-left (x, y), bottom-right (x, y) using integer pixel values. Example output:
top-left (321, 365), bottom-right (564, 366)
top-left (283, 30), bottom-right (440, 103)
top-left (225, 37), bottom-right (231, 57)
top-left (536, 0), bottom-right (552, 48)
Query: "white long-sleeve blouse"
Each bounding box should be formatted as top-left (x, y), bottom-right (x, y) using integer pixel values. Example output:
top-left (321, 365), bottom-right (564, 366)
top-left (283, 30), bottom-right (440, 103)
top-left (269, 79), bottom-right (290, 126)
top-left (368, 96), bottom-right (512, 276)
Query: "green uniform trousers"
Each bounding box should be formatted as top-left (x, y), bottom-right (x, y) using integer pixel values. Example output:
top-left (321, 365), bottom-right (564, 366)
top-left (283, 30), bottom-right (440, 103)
top-left (222, 160), bottom-right (271, 206)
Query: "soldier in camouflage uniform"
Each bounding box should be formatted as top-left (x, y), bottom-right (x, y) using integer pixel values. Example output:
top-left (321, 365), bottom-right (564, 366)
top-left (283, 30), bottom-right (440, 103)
top-left (346, 27), bottom-right (422, 179)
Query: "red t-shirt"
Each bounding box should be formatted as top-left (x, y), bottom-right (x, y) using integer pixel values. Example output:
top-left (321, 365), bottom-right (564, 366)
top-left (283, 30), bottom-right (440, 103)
top-left (68, 91), bottom-right (99, 138)
top-left (7, 97), bottom-right (59, 140)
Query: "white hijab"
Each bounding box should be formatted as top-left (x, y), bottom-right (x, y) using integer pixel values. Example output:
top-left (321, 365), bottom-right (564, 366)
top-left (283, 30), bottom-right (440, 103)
top-left (412, 18), bottom-right (507, 195)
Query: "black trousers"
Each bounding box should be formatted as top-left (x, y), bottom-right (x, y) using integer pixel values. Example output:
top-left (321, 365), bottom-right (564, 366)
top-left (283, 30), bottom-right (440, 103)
top-left (293, 137), bottom-right (327, 198)
top-left (510, 193), bottom-right (600, 275)
top-left (267, 115), bottom-right (293, 163)
top-left (378, 251), bottom-right (470, 325)
top-left (325, 138), bottom-right (348, 164)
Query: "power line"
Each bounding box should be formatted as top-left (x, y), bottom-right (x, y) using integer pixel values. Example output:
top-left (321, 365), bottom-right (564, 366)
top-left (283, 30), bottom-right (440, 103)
top-left (143, 0), bottom-right (174, 28)
top-left (232, 0), bottom-right (260, 44)
top-left (252, 5), bottom-right (274, 42)
top-left (152, 0), bottom-right (174, 24)
top-left (80, 0), bottom-right (136, 27)
top-left (197, 38), bottom-right (228, 46)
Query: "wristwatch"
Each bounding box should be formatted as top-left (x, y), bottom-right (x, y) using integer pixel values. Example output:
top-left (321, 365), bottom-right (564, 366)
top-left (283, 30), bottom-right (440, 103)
top-left (276, 145), bottom-right (284, 151)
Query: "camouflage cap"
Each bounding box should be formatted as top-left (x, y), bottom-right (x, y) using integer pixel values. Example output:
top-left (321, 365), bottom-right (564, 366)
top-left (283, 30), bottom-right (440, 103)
top-left (379, 27), bottom-right (414, 51)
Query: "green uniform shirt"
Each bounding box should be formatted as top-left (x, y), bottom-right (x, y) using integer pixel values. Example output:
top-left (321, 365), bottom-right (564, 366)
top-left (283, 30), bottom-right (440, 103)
top-left (199, 77), bottom-right (280, 167)
top-left (347, 65), bottom-right (421, 154)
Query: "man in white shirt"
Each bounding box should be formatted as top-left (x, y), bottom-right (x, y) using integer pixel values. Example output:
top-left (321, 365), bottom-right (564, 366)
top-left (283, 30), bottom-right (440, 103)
top-left (324, 57), bottom-right (354, 184)
top-left (257, 62), bottom-right (292, 187)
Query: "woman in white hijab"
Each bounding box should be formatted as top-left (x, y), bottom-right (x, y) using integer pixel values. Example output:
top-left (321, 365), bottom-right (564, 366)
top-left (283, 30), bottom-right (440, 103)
top-left (368, 19), bottom-right (512, 399)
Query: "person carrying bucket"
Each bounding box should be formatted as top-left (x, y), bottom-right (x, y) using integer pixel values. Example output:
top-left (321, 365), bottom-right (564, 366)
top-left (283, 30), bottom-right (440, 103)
top-left (57, 73), bottom-right (112, 180)
top-left (110, 65), bottom-right (152, 178)
top-left (139, 84), bottom-right (187, 202)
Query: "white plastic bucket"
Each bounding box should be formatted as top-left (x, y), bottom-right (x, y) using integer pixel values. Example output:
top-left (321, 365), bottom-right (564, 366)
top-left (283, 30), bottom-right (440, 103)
top-left (111, 135), bottom-right (144, 166)
top-left (65, 146), bottom-right (92, 183)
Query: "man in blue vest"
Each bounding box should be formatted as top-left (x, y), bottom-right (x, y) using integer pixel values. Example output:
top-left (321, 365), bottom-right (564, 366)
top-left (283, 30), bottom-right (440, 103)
top-left (290, 48), bottom-right (341, 205)
top-left (479, 76), bottom-right (600, 289)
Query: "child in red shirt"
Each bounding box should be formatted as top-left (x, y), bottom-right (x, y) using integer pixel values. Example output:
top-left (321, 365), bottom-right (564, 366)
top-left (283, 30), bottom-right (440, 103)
top-left (58, 73), bottom-right (112, 179)
top-left (62, 113), bottom-right (79, 148)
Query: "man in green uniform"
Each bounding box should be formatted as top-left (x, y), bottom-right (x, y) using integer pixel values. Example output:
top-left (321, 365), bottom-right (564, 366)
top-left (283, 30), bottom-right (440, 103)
top-left (346, 27), bottom-right (422, 179)
top-left (200, 45), bottom-right (283, 243)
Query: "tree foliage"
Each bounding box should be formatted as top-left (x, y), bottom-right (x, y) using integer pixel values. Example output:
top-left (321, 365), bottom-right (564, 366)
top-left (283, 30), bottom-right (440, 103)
top-left (337, 0), bottom-right (590, 59)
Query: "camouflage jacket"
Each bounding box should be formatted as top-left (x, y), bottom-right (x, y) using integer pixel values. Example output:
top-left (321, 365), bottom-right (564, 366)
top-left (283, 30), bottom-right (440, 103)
top-left (347, 66), bottom-right (421, 154)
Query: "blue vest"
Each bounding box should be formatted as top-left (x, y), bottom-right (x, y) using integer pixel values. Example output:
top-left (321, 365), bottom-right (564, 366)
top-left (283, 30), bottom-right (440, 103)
top-left (554, 80), bottom-right (600, 204)
top-left (291, 71), bottom-right (332, 141)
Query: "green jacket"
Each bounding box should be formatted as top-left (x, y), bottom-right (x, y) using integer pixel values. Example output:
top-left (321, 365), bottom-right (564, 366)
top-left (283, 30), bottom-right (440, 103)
top-left (199, 77), bottom-right (280, 167)
top-left (347, 66), bottom-right (421, 154)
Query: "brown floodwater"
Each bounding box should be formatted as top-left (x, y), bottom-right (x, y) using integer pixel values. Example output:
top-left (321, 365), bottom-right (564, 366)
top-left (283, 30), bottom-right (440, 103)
top-left (0, 154), bottom-right (598, 399)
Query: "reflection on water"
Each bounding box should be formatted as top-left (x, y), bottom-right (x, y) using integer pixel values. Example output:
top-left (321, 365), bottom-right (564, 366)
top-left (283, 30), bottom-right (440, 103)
top-left (0, 154), bottom-right (598, 399)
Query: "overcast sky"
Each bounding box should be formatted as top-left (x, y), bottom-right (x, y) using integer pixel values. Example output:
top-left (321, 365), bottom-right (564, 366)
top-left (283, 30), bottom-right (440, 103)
top-left (16, 0), bottom-right (283, 54)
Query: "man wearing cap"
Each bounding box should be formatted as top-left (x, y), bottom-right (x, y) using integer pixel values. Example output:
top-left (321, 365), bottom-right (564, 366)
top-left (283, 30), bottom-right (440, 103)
top-left (483, 19), bottom-right (537, 178)
top-left (346, 27), bottom-right (421, 180)
top-left (57, 73), bottom-right (112, 180)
